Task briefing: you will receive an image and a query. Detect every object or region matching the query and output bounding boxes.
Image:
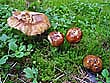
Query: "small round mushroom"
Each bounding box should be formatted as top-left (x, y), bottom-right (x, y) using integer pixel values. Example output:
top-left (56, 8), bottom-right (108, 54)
top-left (7, 11), bottom-right (50, 36)
top-left (83, 55), bottom-right (102, 73)
top-left (48, 31), bottom-right (64, 47)
top-left (66, 28), bottom-right (82, 44)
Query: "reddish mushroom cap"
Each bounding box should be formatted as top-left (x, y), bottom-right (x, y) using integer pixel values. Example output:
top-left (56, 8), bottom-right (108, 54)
top-left (48, 31), bottom-right (64, 47)
top-left (66, 28), bottom-right (82, 44)
top-left (83, 55), bottom-right (102, 73)
top-left (7, 11), bottom-right (51, 36)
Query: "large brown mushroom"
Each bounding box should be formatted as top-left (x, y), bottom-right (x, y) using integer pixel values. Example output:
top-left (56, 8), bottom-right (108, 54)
top-left (7, 11), bottom-right (50, 36)
top-left (83, 55), bottom-right (102, 73)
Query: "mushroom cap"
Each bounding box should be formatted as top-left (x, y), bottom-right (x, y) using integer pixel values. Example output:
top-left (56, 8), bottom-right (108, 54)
top-left (83, 55), bottom-right (102, 73)
top-left (7, 11), bottom-right (51, 36)
top-left (66, 28), bottom-right (82, 44)
top-left (48, 31), bottom-right (64, 47)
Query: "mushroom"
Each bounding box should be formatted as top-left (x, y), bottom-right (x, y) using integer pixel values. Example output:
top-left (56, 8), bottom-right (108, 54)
top-left (83, 55), bottom-right (102, 73)
top-left (7, 11), bottom-right (51, 36)
top-left (66, 28), bottom-right (82, 44)
top-left (48, 31), bottom-right (64, 47)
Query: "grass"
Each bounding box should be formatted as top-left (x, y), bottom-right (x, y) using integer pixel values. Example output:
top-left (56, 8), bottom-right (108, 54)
top-left (0, 0), bottom-right (110, 83)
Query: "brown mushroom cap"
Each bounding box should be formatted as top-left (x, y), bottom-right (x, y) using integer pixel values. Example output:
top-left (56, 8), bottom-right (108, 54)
top-left (48, 31), bottom-right (64, 47)
top-left (7, 11), bottom-right (51, 36)
top-left (66, 28), bottom-right (82, 44)
top-left (83, 55), bottom-right (102, 73)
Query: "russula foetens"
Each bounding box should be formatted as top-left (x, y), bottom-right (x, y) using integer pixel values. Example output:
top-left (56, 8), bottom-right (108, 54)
top-left (83, 55), bottom-right (102, 73)
top-left (66, 28), bottom-right (82, 44)
top-left (7, 11), bottom-right (51, 36)
top-left (48, 31), bottom-right (64, 47)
